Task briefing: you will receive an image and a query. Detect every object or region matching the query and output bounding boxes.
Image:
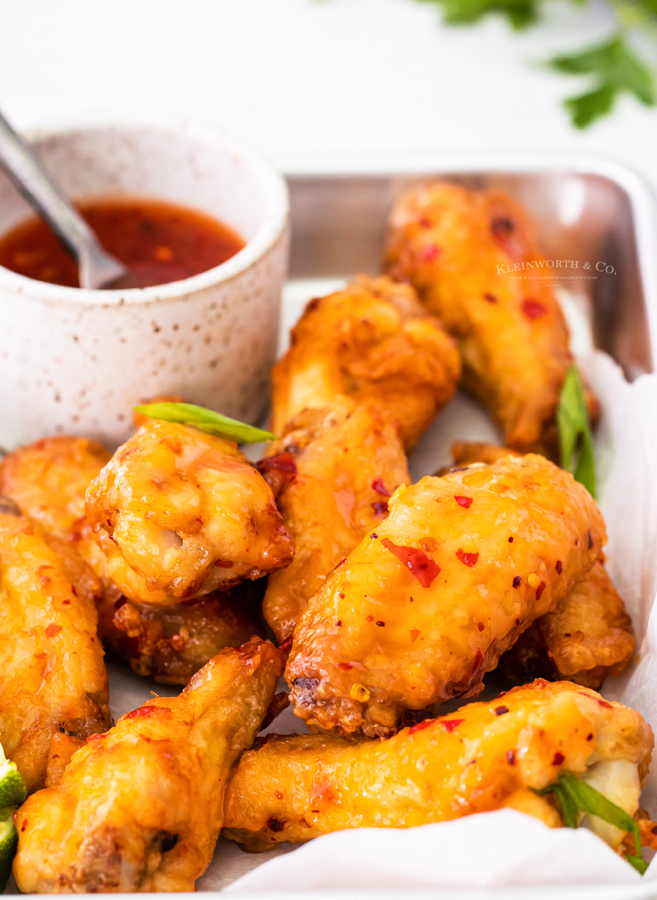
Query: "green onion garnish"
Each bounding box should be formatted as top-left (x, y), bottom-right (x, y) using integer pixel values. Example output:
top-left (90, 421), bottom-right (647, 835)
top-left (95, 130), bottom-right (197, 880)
top-left (557, 366), bottom-right (597, 499)
top-left (134, 402), bottom-right (275, 444)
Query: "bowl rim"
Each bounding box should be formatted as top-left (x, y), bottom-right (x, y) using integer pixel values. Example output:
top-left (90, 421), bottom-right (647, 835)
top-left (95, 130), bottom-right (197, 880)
top-left (0, 119), bottom-right (290, 306)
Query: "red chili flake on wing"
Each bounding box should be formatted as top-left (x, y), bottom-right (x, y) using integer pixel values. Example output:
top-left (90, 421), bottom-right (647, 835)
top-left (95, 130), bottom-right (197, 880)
top-left (338, 662), bottom-right (353, 670)
top-left (552, 752), bottom-right (565, 766)
top-left (484, 292), bottom-right (497, 304)
top-left (456, 549), bottom-right (479, 567)
top-left (421, 244), bottom-right (441, 263)
top-left (495, 706), bottom-right (509, 716)
top-left (587, 529), bottom-right (593, 549)
top-left (279, 636), bottom-right (293, 653)
top-left (513, 576), bottom-right (521, 588)
top-left (123, 705), bottom-right (164, 720)
top-left (506, 750), bottom-right (516, 765)
top-left (408, 719), bottom-right (433, 735)
top-left (376, 620), bottom-right (385, 627)
top-left (257, 453), bottom-right (297, 476)
top-left (371, 478), bottom-right (391, 497)
top-left (418, 216), bottom-right (433, 229)
top-left (45, 624), bottom-right (62, 638)
top-left (597, 698), bottom-right (613, 709)
top-left (442, 719), bottom-right (465, 733)
top-left (381, 538), bottom-right (441, 588)
top-left (478, 622), bottom-right (485, 632)
top-left (372, 501), bottom-right (389, 517)
top-left (410, 629), bottom-right (421, 642)
top-left (555, 560), bottom-right (563, 574)
top-left (454, 495), bottom-right (473, 509)
top-left (535, 581), bottom-right (546, 601)
top-left (335, 620), bottom-right (342, 628)
top-left (521, 298), bottom-right (547, 320)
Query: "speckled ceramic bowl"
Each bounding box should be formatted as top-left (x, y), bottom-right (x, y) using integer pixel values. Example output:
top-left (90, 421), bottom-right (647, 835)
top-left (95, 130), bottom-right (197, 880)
top-left (0, 122), bottom-right (290, 449)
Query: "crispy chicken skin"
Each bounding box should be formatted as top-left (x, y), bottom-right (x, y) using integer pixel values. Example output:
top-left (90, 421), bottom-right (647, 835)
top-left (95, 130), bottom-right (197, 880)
top-left (287, 454), bottom-right (605, 739)
top-left (0, 436), bottom-right (265, 683)
top-left (14, 637), bottom-right (285, 893)
top-left (261, 399), bottom-right (411, 644)
top-left (85, 420), bottom-right (294, 605)
top-left (270, 274), bottom-right (461, 451)
top-left (0, 505), bottom-right (111, 794)
top-left (223, 680), bottom-right (653, 852)
top-left (383, 182), bottom-right (598, 457)
top-left (450, 443), bottom-right (635, 689)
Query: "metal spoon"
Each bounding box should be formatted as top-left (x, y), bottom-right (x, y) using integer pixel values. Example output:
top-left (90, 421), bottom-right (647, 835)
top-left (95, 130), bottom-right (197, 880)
top-left (0, 109), bottom-right (128, 290)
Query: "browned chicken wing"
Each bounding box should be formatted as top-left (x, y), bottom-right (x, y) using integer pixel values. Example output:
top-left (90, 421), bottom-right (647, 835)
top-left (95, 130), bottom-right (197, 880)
top-left (384, 182), bottom-right (598, 457)
top-left (13, 638), bottom-right (285, 893)
top-left (287, 454), bottom-right (605, 738)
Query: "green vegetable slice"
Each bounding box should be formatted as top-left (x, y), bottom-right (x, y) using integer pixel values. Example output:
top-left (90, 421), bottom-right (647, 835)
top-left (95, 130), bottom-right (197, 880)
top-left (0, 806), bottom-right (17, 893)
top-left (533, 771), bottom-right (648, 874)
top-left (134, 402), bottom-right (275, 444)
top-left (557, 365), bottom-right (597, 499)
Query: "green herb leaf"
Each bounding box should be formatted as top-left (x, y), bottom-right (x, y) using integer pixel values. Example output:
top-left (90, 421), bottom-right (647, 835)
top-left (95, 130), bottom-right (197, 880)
top-left (549, 34), bottom-right (656, 128)
top-left (134, 403), bottom-right (275, 444)
top-left (415, 0), bottom-right (539, 29)
top-left (557, 365), bottom-right (597, 499)
top-left (533, 771), bottom-right (647, 874)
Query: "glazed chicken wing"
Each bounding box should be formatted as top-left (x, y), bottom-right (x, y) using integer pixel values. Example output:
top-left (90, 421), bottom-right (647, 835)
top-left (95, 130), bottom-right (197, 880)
top-left (261, 399), bottom-right (411, 645)
top-left (450, 443), bottom-right (635, 689)
top-left (384, 182), bottom-right (598, 457)
top-left (287, 454), bottom-right (605, 738)
top-left (85, 420), bottom-right (294, 605)
top-left (270, 274), bottom-right (460, 451)
top-left (0, 503), bottom-right (110, 793)
top-left (0, 436), bottom-right (265, 683)
top-left (13, 637), bottom-right (285, 893)
top-left (223, 680), bottom-right (653, 856)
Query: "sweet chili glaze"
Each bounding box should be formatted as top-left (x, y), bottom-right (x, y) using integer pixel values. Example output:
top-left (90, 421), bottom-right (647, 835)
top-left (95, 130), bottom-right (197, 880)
top-left (0, 197), bottom-right (245, 289)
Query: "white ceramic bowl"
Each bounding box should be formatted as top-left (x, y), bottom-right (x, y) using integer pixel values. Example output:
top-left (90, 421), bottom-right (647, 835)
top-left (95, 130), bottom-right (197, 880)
top-left (0, 122), bottom-right (290, 449)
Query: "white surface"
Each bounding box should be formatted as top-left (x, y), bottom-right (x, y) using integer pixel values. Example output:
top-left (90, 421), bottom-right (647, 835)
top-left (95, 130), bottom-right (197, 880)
top-left (2, 0), bottom-right (657, 200)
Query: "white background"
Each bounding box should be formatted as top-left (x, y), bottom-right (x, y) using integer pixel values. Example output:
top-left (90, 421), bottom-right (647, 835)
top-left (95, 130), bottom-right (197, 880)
top-left (1, 0), bottom-right (657, 192)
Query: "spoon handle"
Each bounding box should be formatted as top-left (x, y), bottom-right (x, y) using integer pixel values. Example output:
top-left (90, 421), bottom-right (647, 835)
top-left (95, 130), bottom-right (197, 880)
top-left (0, 111), bottom-right (126, 289)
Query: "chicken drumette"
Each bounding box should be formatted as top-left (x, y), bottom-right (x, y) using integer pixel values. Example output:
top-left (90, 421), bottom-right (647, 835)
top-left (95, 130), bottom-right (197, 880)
top-left (287, 454), bottom-right (605, 738)
top-left (14, 637), bottom-right (285, 893)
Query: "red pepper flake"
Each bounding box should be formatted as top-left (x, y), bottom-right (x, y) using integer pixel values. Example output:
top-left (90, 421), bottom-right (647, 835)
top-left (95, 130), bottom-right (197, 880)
top-left (71, 585), bottom-right (78, 597)
top-left (506, 750), bottom-right (516, 765)
top-left (410, 628), bottom-right (421, 642)
top-left (366, 615), bottom-right (374, 622)
top-left (124, 705), bottom-right (162, 720)
top-left (484, 292), bottom-right (497, 304)
top-left (370, 533), bottom-right (378, 540)
top-left (409, 719), bottom-right (433, 735)
top-left (339, 592), bottom-right (345, 599)
top-left (215, 559), bottom-right (234, 568)
top-left (338, 662), bottom-right (353, 670)
top-left (267, 818), bottom-right (285, 833)
top-left (257, 453), bottom-right (297, 476)
top-left (552, 752), bottom-right (565, 766)
top-left (508, 537), bottom-right (514, 543)
top-left (513, 576), bottom-right (521, 588)
top-left (443, 719), bottom-right (465, 733)
top-left (555, 560), bottom-right (563, 574)
top-left (62, 600), bottom-right (71, 606)
top-left (421, 244), bottom-right (441, 263)
top-left (275, 791), bottom-right (283, 800)
top-left (372, 500), bottom-right (389, 517)
top-left (371, 478), bottom-right (391, 497)
top-left (20, 821), bottom-right (27, 832)
top-left (381, 537), bottom-right (441, 588)
top-left (652, 826), bottom-right (657, 836)
top-left (45, 623), bottom-right (62, 638)
top-left (454, 495), bottom-right (473, 509)
top-left (535, 581), bottom-right (546, 601)
top-left (495, 706), bottom-right (509, 716)
top-left (418, 216), bottom-right (432, 229)
top-left (376, 620), bottom-right (385, 627)
top-left (521, 298), bottom-right (547, 320)
top-left (597, 698), bottom-right (613, 709)
top-left (456, 549), bottom-right (479, 567)
top-left (586, 733), bottom-right (594, 741)
top-left (587, 529), bottom-right (593, 549)
top-left (279, 636), bottom-right (293, 653)
top-left (335, 620), bottom-right (342, 627)
top-left (478, 622), bottom-right (485, 632)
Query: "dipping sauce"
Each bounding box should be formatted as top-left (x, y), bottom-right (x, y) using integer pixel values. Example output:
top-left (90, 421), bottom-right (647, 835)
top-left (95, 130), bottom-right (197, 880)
top-left (0, 197), bottom-right (245, 289)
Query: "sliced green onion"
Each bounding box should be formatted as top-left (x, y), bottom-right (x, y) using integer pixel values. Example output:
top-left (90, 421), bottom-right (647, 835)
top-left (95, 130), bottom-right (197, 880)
top-left (134, 402), bottom-right (275, 444)
top-left (534, 771), bottom-right (647, 874)
top-left (557, 365), bottom-right (597, 499)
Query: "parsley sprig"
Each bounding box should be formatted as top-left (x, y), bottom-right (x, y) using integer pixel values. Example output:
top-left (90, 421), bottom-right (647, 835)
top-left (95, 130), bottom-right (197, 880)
top-left (534, 771), bottom-right (647, 874)
top-left (414, 0), bottom-right (657, 127)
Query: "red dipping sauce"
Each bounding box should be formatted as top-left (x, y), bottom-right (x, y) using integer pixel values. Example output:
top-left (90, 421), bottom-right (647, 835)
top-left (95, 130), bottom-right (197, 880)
top-left (0, 197), bottom-right (245, 289)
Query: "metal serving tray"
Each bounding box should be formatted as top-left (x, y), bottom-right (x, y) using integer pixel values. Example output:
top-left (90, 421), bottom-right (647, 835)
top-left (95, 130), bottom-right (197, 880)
top-left (10, 153), bottom-right (657, 899)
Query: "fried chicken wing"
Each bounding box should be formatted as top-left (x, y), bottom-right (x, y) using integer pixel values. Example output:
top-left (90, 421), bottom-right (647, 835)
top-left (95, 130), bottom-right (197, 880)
top-left (287, 454), bottom-right (605, 738)
top-left (261, 399), bottom-right (411, 644)
top-left (0, 436), bottom-right (265, 683)
top-left (85, 420), bottom-right (294, 605)
top-left (449, 443), bottom-right (635, 689)
top-left (13, 637), bottom-right (285, 893)
top-left (223, 680), bottom-right (653, 854)
top-left (271, 275), bottom-right (460, 451)
top-left (0, 505), bottom-right (110, 794)
top-left (384, 182), bottom-right (598, 457)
